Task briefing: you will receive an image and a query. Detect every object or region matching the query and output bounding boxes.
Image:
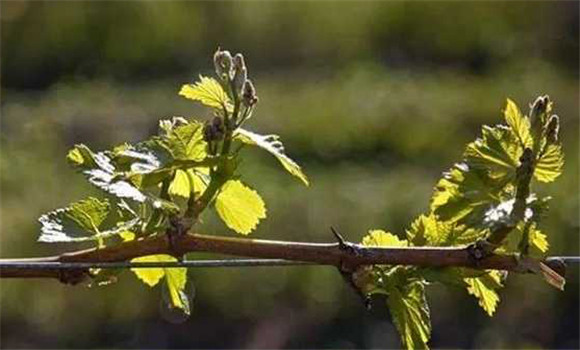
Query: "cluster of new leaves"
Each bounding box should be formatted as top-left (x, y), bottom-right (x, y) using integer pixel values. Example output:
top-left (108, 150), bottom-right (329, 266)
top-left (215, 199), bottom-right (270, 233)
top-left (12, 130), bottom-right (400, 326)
top-left (359, 96), bottom-right (564, 349)
top-left (38, 48), bottom-right (308, 318)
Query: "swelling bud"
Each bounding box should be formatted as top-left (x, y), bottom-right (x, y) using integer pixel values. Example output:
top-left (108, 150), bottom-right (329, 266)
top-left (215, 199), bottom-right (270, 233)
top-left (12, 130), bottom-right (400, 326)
top-left (242, 79), bottom-right (258, 107)
top-left (232, 53), bottom-right (247, 95)
top-left (214, 49), bottom-right (233, 81)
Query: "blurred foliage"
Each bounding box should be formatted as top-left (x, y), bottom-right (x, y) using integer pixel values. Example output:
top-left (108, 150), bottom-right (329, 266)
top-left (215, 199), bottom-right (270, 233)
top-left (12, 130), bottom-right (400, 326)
top-left (1, 1), bottom-right (578, 349)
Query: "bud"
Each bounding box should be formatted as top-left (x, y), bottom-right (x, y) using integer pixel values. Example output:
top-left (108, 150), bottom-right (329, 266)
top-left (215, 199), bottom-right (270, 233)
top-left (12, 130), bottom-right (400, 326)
top-left (213, 48), bottom-right (233, 80)
top-left (232, 53), bottom-right (247, 95)
top-left (242, 79), bottom-right (258, 107)
top-left (203, 116), bottom-right (225, 142)
top-left (545, 114), bottom-right (560, 144)
top-left (529, 95), bottom-right (550, 129)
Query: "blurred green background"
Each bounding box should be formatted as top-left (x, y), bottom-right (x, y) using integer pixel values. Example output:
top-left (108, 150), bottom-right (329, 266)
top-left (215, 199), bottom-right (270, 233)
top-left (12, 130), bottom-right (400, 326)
top-left (1, 1), bottom-right (578, 349)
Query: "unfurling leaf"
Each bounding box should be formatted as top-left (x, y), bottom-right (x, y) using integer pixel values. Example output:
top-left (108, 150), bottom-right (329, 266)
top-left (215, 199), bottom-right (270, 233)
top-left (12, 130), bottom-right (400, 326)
top-left (387, 280), bottom-right (431, 350)
top-left (504, 98), bottom-right (533, 148)
top-left (179, 75), bottom-right (231, 110)
top-left (215, 180), bottom-right (266, 235)
top-left (535, 144), bottom-right (564, 183)
top-left (235, 128), bottom-right (309, 186)
top-left (465, 270), bottom-right (504, 316)
top-left (38, 197), bottom-right (139, 243)
top-left (131, 254), bottom-right (190, 314)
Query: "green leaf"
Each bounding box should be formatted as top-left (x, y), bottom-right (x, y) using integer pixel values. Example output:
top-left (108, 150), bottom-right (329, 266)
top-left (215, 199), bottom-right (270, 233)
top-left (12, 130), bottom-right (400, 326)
top-left (131, 254), bottom-right (190, 314)
top-left (131, 255), bottom-right (169, 286)
top-left (362, 230), bottom-right (407, 247)
top-left (179, 75), bottom-right (231, 110)
top-left (465, 270), bottom-right (504, 316)
top-left (386, 280), bottom-right (431, 350)
top-left (431, 162), bottom-right (508, 225)
top-left (504, 98), bottom-right (533, 149)
top-left (421, 267), bottom-right (484, 288)
top-left (169, 169), bottom-right (192, 198)
top-left (188, 168), bottom-right (209, 196)
top-left (164, 264), bottom-right (190, 314)
top-left (235, 128), bottom-right (309, 186)
top-left (67, 144), bottom-right (148, 202)
top-left (38, 197), bottom-right (139, 243)
top-left (406, 214), bottom-right (486, 247)
top-left (496, 222), bottom-right (549, 257)
top-left (535, 144), bottom-right (564, 183)
top-left (67, 144), bottom-right (98, 168)
top-left (464, 125), bottom-right (520, 180)
top-left (157, 118), bottom-right (207, 161)
top-left (215, 180), bottom-right (267, 235)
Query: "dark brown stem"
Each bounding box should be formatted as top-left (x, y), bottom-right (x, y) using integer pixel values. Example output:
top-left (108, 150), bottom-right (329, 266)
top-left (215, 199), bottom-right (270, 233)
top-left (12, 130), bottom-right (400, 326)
top-left (0, 232), bottom-right (553, 283)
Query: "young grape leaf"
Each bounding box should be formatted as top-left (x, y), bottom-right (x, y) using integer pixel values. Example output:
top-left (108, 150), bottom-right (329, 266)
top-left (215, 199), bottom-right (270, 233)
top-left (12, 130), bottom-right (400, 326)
top-left (386, 280), bottom-right (431, 350)
top-left (164, 264), bottom-right (191, 314)
top-left (38, 197), bottom-right (139, 243)
top-left (464, 125), bottom-right (520, 181)
top-left (67, 144), bottom-right (148, 202)
top-left (156, 118), bottom-right (207, 161)
top-left (362, 230), bottom-right (408, 247)
top-left (214, 180), bottom-right (267, 235)
top-left (130, 254), bottom-right (190, 314)
top-left (465, 270), bottom-right (504, 316)
top-left (421, 267), bottom-right (485, 288)
top-left (406, 214), bottom-right (486, 247)
top-left (495, 222), bottom-right (549, 257)
top-left (534, 144), bottom-right (564, 183)
top-left (168, 169), bottom-right (192, 198)
top-left (431, 162), bottom-right (507, 225)
top-left (235, 128), bottom-right (309, 186)
top-left (504, 99), bottom-right (533, 149)
top-left (179, 75), bottom-right (231, 110)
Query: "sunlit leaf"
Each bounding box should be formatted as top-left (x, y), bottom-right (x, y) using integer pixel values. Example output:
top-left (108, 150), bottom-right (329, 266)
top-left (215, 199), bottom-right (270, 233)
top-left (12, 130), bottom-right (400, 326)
top-left (131, 254), bottom-right (190, 314)
top-left (386, 280), bottom-right (431, 350)
top-left (362, 230), bottom-right (407, 247)
top-left (119, 230), bottom-right (136, 242)
top-left (131, 255), bottom-right (169, 287)
top-left (169, 169), bottom-right (192, 198)
top-left (164, 264), bottom-right (190, 314)
top-left (496, 222), bottom-right (549, 257)
top-left (235, 128), bottom-right (309, 186)
top-left (406, 214), bottom-right (486, 247)
top-left (535, 144), bottom-right (564, 183)
top-left (67, 144), bottom-right (148, 202)
top-left (465, 270), bottom-right (504, 316)
top-left (179, 75), bottom-right (231, 110)
top-left (157, 119), bottom-right (207, 161)
top-left (38, 197), bottom-right (139, 243)
top-left (421, 267), bottom-right (485, 288)
top-left (504, 98), bottom-right (533, 148)
top-left (431, 162), bottom-right (508, 225)
top-left (464, 125), bottom-right (520, 180)
top-left (187, 168), bottom-right (209, 195)
top-left (215, 180), bottom-right (267, 235)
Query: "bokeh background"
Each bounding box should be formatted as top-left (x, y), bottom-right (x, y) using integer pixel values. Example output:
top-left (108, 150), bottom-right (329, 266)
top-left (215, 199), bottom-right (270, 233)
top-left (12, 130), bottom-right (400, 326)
top-left (1, 1), bottom-right (578, 349)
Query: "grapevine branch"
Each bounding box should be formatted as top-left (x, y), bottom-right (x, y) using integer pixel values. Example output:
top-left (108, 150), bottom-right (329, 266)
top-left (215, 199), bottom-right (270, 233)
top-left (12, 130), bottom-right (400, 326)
top-left (0, 231), bottom-right (567, 286)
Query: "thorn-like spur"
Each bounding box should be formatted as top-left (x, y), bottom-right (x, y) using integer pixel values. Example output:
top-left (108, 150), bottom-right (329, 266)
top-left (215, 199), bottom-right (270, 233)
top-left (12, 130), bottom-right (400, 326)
top-left (330, 226), bottom-right (347, 249)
